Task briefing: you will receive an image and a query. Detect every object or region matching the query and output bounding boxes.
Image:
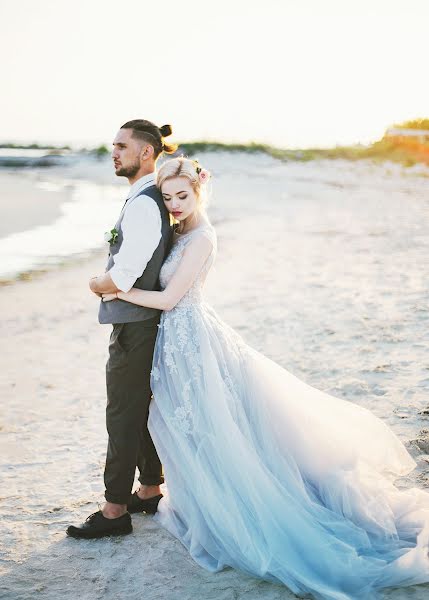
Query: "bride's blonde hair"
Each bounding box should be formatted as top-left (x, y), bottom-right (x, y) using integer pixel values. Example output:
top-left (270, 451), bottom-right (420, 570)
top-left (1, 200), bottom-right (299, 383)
top-left (157, 157), bottom-right (210, 220)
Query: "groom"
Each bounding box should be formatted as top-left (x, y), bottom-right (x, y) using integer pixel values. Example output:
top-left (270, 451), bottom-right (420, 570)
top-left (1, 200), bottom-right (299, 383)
top-left (67, 119), bottom-right (176, 538)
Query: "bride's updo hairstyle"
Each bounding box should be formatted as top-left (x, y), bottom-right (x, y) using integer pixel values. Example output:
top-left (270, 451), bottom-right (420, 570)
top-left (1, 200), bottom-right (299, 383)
top-left (120, 119), bottom-right (177, 159)
top-left (157, 157), bottom-right (211, 213)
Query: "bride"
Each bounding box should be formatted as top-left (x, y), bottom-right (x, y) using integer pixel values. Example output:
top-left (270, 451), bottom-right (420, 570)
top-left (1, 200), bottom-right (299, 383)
top-left (102, 157), bottom-right (429, 600)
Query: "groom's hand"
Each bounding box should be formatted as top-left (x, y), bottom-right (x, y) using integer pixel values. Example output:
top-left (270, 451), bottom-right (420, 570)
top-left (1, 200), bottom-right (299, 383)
top-left (101, 293), bottom-right (117, 302)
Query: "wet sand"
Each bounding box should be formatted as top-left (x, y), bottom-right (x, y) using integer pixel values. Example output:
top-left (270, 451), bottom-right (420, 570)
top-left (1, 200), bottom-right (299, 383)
top-left (0, 172), bottom-right (68, 238)
top-left (1, 153), bottom-right (429, 599)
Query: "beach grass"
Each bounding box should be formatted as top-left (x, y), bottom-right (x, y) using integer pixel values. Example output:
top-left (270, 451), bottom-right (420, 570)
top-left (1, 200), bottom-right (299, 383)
top-left (177, 119), bottom-right (429, 167)
top-left (178, 137), bottom-right (429, 167)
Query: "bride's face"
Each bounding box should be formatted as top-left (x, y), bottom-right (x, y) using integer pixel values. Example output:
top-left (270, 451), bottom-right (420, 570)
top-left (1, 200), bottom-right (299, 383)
top-left (161, 177), bottom-right (199, 222)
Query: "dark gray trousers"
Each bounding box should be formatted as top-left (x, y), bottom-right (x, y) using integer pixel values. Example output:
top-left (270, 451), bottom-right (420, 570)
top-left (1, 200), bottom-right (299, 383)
top-left (104, 317), bottom-right (164, 504)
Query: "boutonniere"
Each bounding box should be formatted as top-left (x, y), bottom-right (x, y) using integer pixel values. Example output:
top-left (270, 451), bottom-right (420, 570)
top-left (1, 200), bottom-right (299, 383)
top-left (104, 228), bottom-right (119, 245)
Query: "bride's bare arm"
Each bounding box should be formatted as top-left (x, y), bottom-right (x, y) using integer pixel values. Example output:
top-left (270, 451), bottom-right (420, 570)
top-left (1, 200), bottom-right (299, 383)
top-left (102, 235), bottom-right (213, 311)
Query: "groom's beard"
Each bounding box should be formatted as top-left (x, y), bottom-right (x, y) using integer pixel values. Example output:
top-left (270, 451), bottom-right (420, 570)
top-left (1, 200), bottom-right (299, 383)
top-left (115, 159), bottom-right (140, 178)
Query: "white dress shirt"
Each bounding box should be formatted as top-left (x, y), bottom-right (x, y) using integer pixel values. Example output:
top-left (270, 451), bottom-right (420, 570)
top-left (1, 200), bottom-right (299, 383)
top-left (109, 172), bottom-right (162, 293)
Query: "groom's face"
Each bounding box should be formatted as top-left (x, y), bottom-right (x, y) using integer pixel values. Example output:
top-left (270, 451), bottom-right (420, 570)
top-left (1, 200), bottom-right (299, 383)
top-left (112, 128), bottom-right (144, 178)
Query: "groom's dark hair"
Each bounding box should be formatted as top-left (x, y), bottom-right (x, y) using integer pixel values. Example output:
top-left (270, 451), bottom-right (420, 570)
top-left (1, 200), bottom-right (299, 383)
top-left (121, 119), bottom-right (177, 159)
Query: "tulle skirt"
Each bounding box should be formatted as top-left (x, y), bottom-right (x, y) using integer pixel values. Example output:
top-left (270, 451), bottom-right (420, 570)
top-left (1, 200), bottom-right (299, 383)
top-left (148, 302), bottom-right (429, 600)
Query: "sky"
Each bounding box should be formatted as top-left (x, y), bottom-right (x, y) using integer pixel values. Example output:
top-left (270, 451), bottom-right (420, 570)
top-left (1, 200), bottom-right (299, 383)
top-left (1, 0), bottom-right (428, 148)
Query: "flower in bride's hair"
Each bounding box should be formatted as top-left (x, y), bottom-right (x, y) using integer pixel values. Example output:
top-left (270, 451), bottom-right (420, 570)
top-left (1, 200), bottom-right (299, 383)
top-left (190, 158), bottom-right (210, 183)
top-left (198, 168), bottom-right (210, 184)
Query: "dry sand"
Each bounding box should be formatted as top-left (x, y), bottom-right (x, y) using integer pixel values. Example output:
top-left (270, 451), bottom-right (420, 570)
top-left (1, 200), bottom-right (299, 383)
top-left (1, 153), bottom-right (429, 599)
top-left (0, 248), bottom-right (298, 600)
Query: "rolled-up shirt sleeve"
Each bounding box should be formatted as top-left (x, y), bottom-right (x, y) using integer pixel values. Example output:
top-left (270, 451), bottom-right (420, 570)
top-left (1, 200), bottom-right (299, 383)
top-left (109, 195), bottom-right (162, 293)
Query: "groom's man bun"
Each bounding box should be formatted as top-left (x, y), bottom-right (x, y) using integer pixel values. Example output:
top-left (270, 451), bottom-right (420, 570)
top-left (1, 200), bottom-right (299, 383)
top-left (159, 124), bottom-right (173, 137)
top-left (121, 119), bottom-right (177, 158)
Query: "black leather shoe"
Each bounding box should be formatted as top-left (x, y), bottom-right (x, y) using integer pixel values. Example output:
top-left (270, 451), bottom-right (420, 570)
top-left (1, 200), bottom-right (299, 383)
top-left (66, 510), bottom-right (132, 539)
top-left (127, 492), bottom-right (163, 514)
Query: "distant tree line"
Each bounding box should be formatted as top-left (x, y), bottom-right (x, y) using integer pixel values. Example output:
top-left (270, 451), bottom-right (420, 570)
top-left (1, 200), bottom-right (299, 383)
top-left (0, 142), bottom-right (71, 150)
top-left (2, 118), bottom-right (429, 168)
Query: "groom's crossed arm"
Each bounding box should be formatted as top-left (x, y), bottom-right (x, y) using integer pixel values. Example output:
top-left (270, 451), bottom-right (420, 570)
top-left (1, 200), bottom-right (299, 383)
top-left (89, 272), bottom-right (117, 296)
top-left (89, 196), bottom-right (162, 296)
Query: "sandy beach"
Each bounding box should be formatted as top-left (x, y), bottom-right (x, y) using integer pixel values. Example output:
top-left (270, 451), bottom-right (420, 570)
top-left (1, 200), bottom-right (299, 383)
top-left (1, 153), bottom-right (429, 599)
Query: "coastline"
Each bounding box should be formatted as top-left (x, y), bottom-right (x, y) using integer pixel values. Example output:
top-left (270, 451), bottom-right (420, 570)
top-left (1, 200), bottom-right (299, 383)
top-left (1, 151), bottom-right (428, 284)
top-left (0, 171), bottom-right (67, 238)
top-left (1, 152), bottom-right (429, 599)
top-left (0, 155), bottom-right (127, 238)
top-left (0, 160), bottom-right (127, 282)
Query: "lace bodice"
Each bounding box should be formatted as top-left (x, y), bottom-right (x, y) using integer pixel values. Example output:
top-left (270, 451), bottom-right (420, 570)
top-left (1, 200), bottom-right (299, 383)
top-left (159, 224), bottom-right (217, 309)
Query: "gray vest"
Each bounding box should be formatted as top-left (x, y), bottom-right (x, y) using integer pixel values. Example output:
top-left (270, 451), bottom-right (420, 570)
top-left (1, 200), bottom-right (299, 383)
top-left (98, 185), bottom-right (172, 325)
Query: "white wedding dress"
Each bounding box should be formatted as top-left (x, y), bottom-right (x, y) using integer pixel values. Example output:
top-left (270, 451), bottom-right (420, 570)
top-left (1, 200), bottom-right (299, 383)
top-left (148, 223), bottom-right (429, 600)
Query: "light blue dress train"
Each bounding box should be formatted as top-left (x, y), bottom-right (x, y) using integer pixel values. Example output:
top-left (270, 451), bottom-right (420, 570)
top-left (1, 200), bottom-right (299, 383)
top-left (148, 223), bottom-right (429, 600)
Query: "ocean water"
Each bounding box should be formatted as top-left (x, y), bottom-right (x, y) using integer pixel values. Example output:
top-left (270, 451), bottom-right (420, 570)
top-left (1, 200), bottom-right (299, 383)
top-left (0, 175), bottom-right (124, 280)
top-left (1, 154), bottom-right (429, 599)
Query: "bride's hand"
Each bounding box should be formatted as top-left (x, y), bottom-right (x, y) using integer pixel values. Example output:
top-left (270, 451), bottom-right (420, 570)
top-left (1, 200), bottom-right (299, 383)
top-left (102, 293), bottom-right (118, 302)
